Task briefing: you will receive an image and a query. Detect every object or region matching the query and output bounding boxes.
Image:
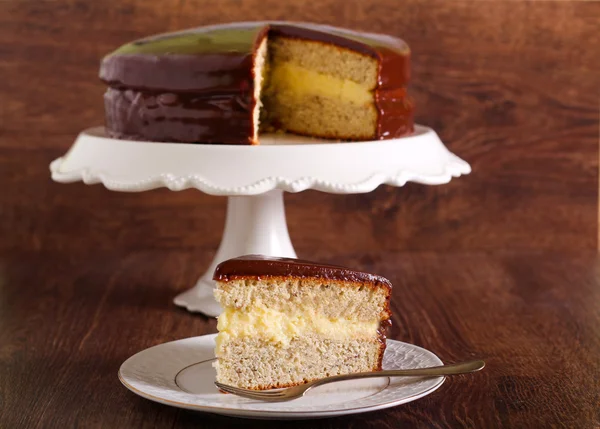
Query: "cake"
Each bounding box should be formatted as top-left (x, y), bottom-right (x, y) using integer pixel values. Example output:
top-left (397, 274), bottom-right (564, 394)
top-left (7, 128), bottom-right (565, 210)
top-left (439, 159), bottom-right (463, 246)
top-left (100, 22), bottom-right (413, 144)
top-left (213, 255), bottom-right (392, 390)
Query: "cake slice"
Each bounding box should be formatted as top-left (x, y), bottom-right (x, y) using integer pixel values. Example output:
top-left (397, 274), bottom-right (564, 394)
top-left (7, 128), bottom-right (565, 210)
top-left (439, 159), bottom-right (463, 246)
top-left (213, 255), bottom-right (392, 390)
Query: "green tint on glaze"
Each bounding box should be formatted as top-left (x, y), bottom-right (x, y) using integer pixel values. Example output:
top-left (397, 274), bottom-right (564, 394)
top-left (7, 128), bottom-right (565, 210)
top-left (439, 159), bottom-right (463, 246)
top-left (107, 23), bottom-right (408, 57)
top-left (110, 27), bottom-right (262, 56)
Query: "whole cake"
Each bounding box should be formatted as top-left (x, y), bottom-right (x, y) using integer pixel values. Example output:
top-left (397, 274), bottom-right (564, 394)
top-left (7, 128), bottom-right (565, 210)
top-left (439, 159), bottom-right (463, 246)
top-left (213, 255), bottom-right (392, 390)
top-left (100, 22), bottom-right (413, 144)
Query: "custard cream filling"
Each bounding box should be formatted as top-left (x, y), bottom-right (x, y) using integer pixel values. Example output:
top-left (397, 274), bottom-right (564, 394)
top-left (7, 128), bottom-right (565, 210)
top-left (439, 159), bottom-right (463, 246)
top-left (216, 305), bottom-right (379, 348)
top-left (267, 62), bottom-right (373, 105)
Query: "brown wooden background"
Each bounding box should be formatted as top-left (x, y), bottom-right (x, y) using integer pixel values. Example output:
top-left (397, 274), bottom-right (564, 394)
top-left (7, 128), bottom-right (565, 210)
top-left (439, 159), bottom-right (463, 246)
top-left (1, 0), bottom-right (599, 256)
top-left (2, 2), bottom-right (600, 428)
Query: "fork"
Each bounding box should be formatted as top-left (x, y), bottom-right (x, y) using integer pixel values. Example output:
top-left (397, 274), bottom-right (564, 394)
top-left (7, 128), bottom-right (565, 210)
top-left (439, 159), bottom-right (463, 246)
top-left (214, 359), bottom-right (485, 401)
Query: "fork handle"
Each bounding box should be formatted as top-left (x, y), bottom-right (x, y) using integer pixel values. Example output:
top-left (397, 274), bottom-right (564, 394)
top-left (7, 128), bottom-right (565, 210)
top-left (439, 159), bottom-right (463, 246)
top-left (310, 360), bottom-right (485, 387)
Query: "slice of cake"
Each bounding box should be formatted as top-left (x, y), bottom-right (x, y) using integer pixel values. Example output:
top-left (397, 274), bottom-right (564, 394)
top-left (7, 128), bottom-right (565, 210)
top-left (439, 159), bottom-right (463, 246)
top-left (100, 22), bottom-right (413, 144)
top-left (213, 255), bottom-right (392, 390)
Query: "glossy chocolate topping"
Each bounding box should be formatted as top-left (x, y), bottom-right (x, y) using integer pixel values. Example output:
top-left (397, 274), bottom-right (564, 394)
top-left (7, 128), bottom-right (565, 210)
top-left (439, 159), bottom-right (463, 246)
top-left (101, 22), bottom-right (409, 90)
top-left (213, 255), bottom-right (392, 289)
top-left (100, 22), bottom-right (413, 144)
top-left (377, 318), bottom-right (393, 344)
top-left (375, 317), bottom-right (392, 370)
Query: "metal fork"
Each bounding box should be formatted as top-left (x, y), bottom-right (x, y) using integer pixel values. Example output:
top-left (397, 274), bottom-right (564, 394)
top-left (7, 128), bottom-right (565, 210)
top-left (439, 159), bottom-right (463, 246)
top-left (215, 359), bottom-right (485, 402)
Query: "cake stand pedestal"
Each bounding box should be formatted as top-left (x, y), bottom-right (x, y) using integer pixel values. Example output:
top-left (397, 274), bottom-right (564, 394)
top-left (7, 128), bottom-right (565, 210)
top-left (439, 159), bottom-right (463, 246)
top-left (174, 190), bottom-right (296, 315)
top-left (50, 125), bottom-right (470, 317)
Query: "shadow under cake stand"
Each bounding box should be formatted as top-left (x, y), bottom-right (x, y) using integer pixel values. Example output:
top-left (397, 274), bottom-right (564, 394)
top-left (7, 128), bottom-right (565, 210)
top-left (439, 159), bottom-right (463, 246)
top-left (50, 125), bottom-right (470, 317)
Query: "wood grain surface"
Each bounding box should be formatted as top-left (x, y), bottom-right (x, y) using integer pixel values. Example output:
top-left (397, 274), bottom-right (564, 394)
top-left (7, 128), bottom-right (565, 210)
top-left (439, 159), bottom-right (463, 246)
top-left (1, 250), bottom-right (599, 428)
top-left (1, 1), bottom-right (600, 428)
top-left (1, 0), bottom-right (598, 253)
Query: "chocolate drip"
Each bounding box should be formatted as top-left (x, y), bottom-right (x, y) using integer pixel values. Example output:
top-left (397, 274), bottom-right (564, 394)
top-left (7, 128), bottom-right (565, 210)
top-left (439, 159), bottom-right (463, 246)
top-left (375, 318), bottom-right (392, 371)
top-left (377, 318), bottom-right (393, 345)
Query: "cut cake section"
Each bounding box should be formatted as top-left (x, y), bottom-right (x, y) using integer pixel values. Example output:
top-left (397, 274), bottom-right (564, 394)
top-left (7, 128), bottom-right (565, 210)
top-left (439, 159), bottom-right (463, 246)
top-left (213, 255), bottom-right (392, 390)
top-left (259, 35), bottom-right (380, 140)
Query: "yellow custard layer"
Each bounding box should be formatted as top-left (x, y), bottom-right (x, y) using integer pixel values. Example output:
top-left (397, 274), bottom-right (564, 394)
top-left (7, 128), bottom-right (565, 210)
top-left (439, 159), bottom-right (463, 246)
top-left (216, 305), bottom-right (379, 348)
top-left (267, 62), bottom-right (373, 105)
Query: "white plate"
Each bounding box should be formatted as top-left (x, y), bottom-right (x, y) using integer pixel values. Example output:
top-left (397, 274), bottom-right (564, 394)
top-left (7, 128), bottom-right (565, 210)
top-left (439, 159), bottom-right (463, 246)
top-left (118, 334), bottom-right (445, 419)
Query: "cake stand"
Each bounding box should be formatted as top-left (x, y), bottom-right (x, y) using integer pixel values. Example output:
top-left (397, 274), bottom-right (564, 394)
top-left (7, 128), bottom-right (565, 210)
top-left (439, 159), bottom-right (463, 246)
top-left (50, 125), bottom-right (470, 317)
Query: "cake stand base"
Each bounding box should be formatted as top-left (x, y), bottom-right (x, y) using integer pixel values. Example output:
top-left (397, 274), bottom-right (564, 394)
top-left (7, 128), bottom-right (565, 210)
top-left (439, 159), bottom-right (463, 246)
top-left (173, 189), bottom-right (296, 316)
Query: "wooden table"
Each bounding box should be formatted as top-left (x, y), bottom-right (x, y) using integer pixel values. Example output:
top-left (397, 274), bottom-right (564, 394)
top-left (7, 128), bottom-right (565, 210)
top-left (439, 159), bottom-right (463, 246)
top-left (2, 249), bottom-right (598, 428)
top-left (2, 0), bottom-right (600, 427)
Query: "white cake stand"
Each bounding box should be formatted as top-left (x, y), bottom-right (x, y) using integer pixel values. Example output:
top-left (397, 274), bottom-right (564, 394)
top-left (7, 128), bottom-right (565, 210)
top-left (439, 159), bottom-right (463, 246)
top-left (50, 125), bottom-right (470, 317)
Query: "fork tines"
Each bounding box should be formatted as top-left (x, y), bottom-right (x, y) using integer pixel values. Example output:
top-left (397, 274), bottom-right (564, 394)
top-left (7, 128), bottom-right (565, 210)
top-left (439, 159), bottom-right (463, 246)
top-left (215, 382), bottom-right (288, 401)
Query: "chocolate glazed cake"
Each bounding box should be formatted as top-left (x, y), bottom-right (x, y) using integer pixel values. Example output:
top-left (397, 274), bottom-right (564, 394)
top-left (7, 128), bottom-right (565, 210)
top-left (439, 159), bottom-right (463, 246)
top-left (213, 255), bottom-right (392, 390)
top-left (100, 22), bottom-right (414, 144)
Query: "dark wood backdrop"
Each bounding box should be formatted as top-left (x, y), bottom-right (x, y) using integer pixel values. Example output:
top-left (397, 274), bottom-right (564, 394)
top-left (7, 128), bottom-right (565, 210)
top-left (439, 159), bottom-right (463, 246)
top-left (1, 0), bottom-right (598, 256)
top-left (1, 2), bottom-right (600, 428)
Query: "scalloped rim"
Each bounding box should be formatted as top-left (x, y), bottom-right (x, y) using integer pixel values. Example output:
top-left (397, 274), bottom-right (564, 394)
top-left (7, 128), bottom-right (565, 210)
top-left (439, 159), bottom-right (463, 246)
top-left (49, 128), bottom-right (471, 196)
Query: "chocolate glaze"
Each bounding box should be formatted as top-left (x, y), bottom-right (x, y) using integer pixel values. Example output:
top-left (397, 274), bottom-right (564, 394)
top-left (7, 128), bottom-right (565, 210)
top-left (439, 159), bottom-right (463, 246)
top-left (100, 22), bottom-right (413, 144)
top-left (377, 318), bottom-right (393, 345)
top-left (375, 318), bottom-right (393, 370)
top-left (213, 255), bottom-right (392, 289)
top-left (104, 88), bottom-right (255, 144)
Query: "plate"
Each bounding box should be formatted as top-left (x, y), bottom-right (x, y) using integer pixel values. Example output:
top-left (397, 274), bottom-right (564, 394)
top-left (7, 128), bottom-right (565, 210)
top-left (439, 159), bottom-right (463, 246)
top-left (118, 334), bottom-right (445, 419)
